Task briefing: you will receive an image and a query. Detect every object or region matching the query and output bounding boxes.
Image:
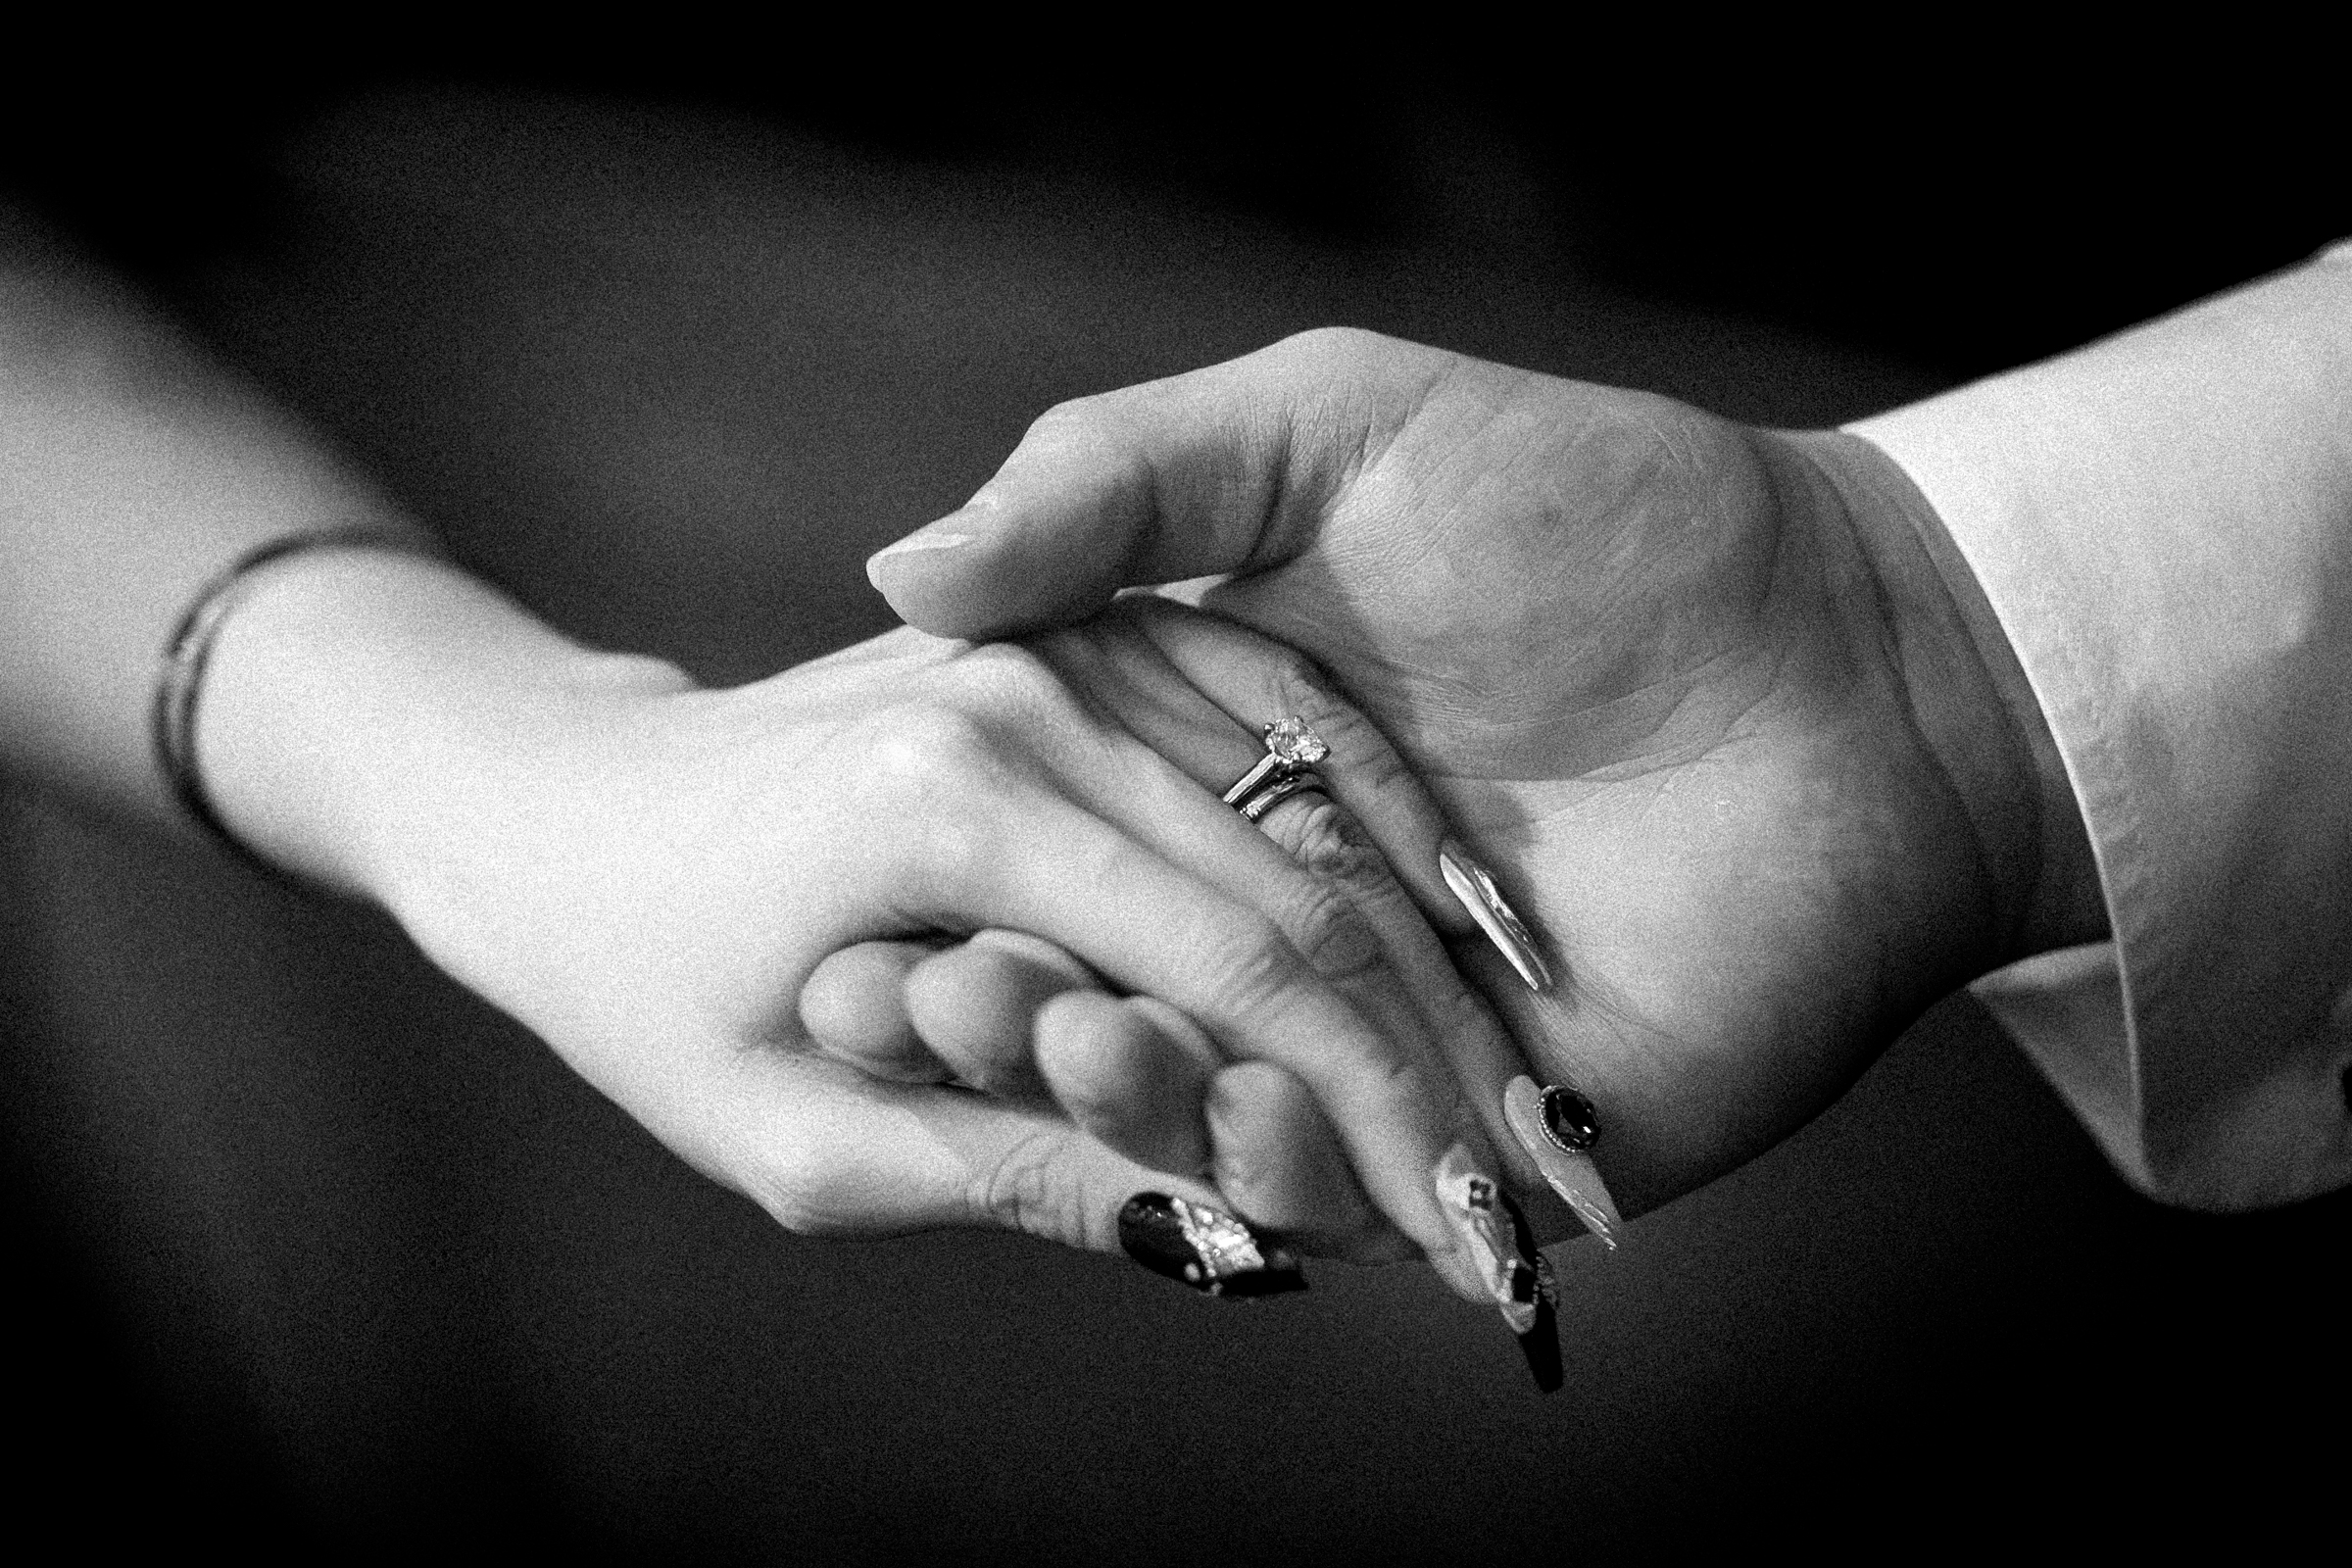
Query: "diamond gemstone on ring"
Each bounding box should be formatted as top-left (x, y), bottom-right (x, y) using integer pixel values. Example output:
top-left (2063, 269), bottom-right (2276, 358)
top-left (1264, 716), bottom-right (1330, 765)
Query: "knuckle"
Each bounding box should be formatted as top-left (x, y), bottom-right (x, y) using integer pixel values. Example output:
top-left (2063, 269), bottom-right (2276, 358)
top-left (1276, 324), bottom-right (1388, 366)
top-left (1197, 917), bottom-right (1316, 1015)
top-left (966, 1127), bottom-right (1086, 1241)
top-left (1024, 396), bottom-right (1102, 444)
top-left (1271, 797), bottom-right (1385, 886)
top-left (941, 644), bottom-right (1083, 730)
top-left (1241, 882), bottom-right (1382, 987)
top-left (863, 703), bottom-right (996, 788)
top-left (854, 702), bottom-right (1023, 884)
top-left (1290, 885), bottom-right (1384, 983)
top-left (956, 640), bottom-right (1060, 700)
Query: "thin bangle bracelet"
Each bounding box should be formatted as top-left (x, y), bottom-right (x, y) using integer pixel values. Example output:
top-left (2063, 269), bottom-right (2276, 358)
top-left (152, 526), bottom-right (416, 881)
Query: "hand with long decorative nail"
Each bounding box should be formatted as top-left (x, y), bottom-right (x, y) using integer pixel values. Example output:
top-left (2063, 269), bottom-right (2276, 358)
top-left (868, 328), bottom-right (2110, 1224)
top-left (188, 553), bottom-right (1554, 1303)
top-left (799, 598), bottom-right (1583, 1382)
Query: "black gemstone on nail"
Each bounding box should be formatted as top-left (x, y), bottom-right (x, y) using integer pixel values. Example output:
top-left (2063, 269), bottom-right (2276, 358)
top-left (1539, 1085), bottom-right (1601, 1152)
top-left (1118, 1194), bottom-right (1306, 1299)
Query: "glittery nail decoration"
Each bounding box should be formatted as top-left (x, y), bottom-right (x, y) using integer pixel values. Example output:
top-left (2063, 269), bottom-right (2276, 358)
top-left (1118, 1194), bottom-right (1307, 1298)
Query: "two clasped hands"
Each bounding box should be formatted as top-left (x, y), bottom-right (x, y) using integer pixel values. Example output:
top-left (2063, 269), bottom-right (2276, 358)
top-left (209, 328), bottom-right (2100, 1388)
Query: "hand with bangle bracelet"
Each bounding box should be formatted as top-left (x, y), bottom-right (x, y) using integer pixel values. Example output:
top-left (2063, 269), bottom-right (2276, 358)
top-left (171, 544), bottom-right (1578, 1362)
top-left (4, 231), bottom-right (1588, 1388)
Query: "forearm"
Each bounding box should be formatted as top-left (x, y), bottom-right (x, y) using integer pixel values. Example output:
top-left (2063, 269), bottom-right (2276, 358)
top-left (196, 549), bottom-right (692, 902)
top-left (0, 212), bottom-right (435, 838)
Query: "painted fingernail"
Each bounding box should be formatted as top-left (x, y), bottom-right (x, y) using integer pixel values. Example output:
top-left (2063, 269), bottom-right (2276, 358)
top-left (1433, 1144), bottom-right (1561, 1392)
top-left (1501, 1191), bottom-right (1563, 1394)
top-left (1502, 1076), bottom-right (1623, 1249)
top-left (1438, 839), bottom-right (1553, 993)
top-left (1432, 1145), bottom-right (1534, 1330)
top-left (1117, 1193), bottom-right (1307, 1298)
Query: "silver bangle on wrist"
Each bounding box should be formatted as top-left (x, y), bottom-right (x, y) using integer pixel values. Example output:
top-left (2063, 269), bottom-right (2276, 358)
top-left (152, 526), bottom-right (407, 878)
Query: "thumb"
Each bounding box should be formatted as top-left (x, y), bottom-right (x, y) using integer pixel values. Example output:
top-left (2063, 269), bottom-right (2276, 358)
top-left (867, 328), bottom-right (1422, 640)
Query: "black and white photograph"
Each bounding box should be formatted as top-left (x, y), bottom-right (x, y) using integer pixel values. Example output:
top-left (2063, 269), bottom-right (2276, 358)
top-left (3, 39), bottom-right (2344, 1561)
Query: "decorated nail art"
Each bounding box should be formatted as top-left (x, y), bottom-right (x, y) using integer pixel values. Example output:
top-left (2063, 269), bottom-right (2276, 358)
top-left (1438, 840), bottom-right (1553, 993)
top-left (1500, 1192), bottom-right (1562, 1393)
top-left (1433, 1144), bottom-right (1563, 1393)
top-left (1117, 1194), bottom-right (1307, 1298)
top-left (1501, 1076), bottom-right (1623, 1249)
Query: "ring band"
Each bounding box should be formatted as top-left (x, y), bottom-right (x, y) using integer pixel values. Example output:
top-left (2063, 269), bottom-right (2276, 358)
top-left (1220, 751), bottom-right (1292, 808)
top-left (1237, 769), bottom-right (1325, 822)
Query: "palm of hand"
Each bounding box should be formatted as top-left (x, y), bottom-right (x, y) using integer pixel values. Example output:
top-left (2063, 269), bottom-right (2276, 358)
top-left (1208, 362), bottom-right (1999, 1209)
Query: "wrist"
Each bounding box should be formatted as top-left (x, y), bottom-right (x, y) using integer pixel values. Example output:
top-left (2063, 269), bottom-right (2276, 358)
top-left (194, 547), bottom-right (693, 905)
top-left (1766, 428), bottom-right (2108, 963)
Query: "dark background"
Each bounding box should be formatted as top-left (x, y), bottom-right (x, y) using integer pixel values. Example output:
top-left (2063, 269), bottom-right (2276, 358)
top-left (9, 47), bottom-right (2342, 379)
top-left (3, 49), bottom-right (2344, 1563)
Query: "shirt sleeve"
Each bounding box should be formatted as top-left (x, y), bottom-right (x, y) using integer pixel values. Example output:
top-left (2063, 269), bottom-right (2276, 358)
top-left (1845, 244), bottom-right (2352, 1210)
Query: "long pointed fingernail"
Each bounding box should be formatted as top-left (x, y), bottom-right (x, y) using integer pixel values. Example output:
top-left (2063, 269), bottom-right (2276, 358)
top-left (1117, 1193), bottom-right (1307, 1298)
top-left (1433, 1145), bottom-right (1561, 1392)
top-left (1500, 1192), bottom-right (1563, 1392)
top-left (1502, 1076), bottom-right (1623, 1249)
top-left (1438, 840), bottom-right (1552, 992)
top-left (864, 529), bottom-right (976, 588)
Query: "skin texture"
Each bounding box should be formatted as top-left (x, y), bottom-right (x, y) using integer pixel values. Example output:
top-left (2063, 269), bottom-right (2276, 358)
top-left (872, 328), bottom-right (2107, 1218)
top-left (2, 230), bottom-right (1527, 1287)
